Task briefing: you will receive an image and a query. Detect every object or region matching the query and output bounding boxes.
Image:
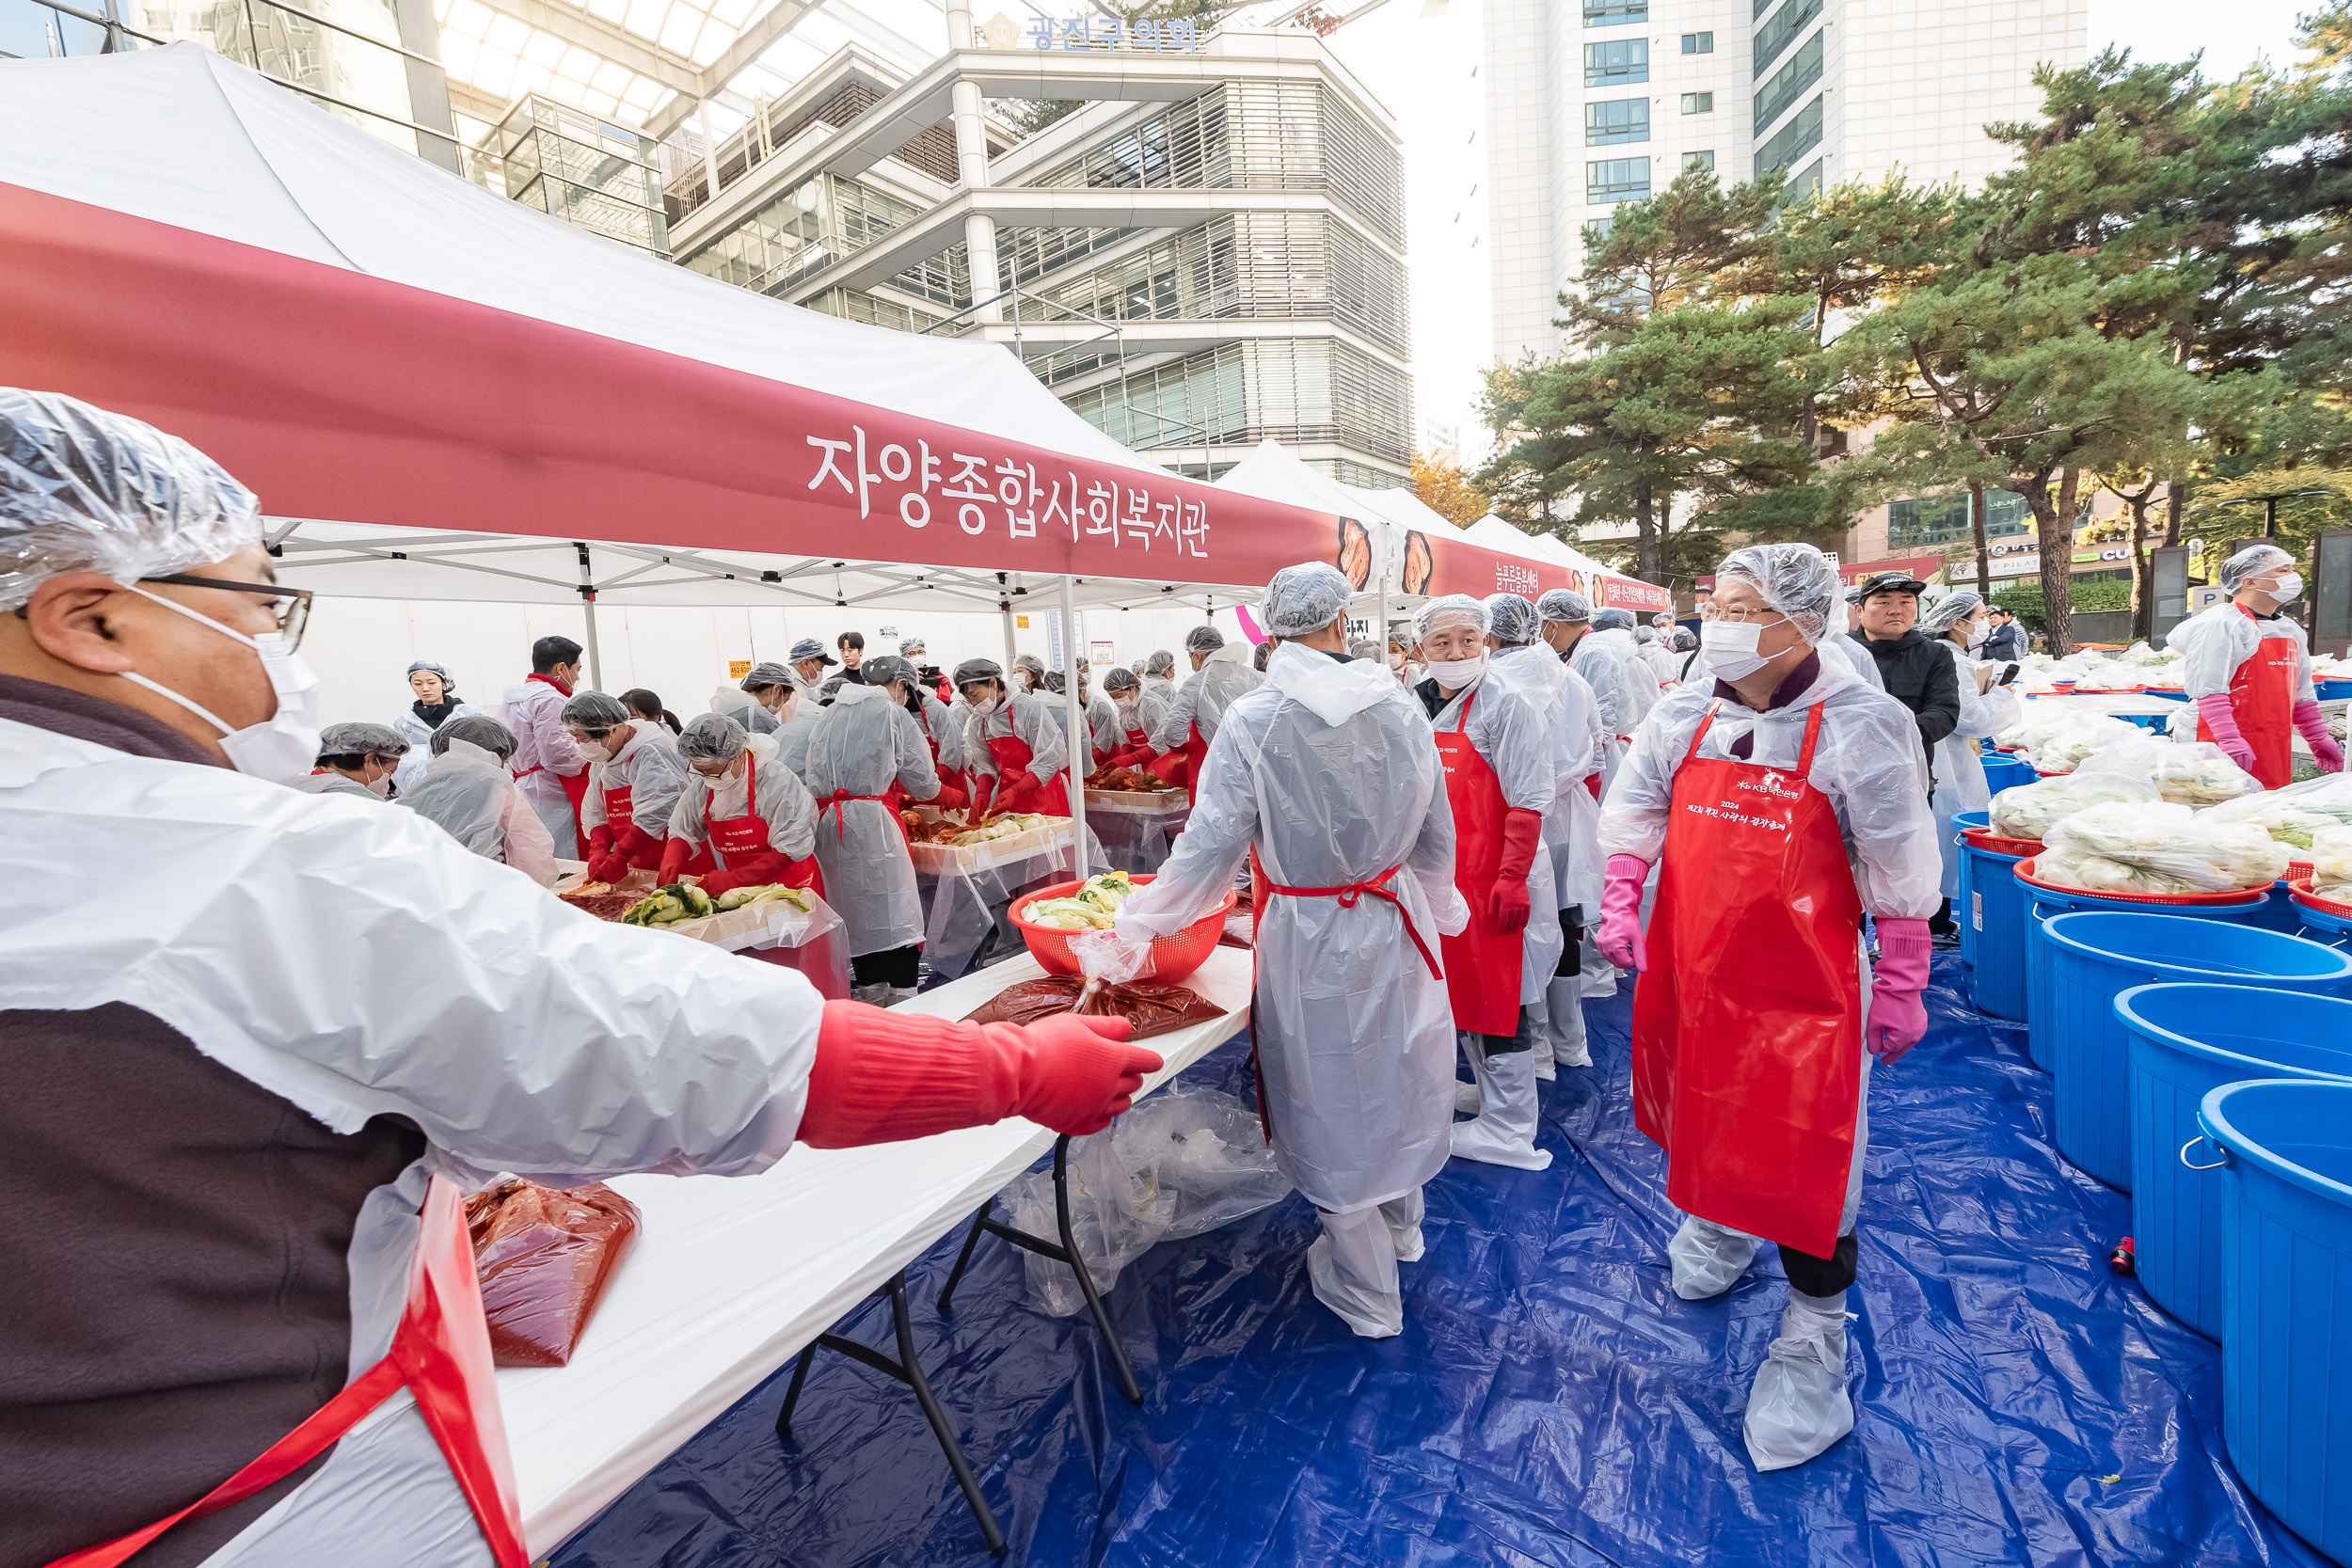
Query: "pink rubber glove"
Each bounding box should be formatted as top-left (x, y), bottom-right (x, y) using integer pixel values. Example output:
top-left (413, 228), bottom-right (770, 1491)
top-left (1868, 917), bottom-right (1933, 1063)
top-left (2294, 700), bottom-right (2345, 772)
top-left (2196, 693), bottom-right (2259, 776)
top-left (1596, 853), bottom-right (1650, 973)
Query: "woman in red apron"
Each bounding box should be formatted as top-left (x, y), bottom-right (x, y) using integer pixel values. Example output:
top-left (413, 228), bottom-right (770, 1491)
top-left (565, 691), bottom-right (705, 883)
top-left (1411, 595), bottom-right (1554, 1172)
top-left (951, 658), bottom-right (1072, 817)
top-left (1593, 544), bottom-right (1938, 1473)
top-left (660, 712), bottom-right (823, 897)
top-left (1095, 666), bottom-right (1161, 773)
top-left (2185, 545), bottom-right (2344, 787)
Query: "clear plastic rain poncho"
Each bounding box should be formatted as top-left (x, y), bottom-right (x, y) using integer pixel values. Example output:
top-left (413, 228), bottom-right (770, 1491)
top-left (1155, 631), bottom-right (1264, 752)
top-left (0, 387), bottom-right (261, 610)
top-left (1597, 548), bottom-right (1942, 920)
top-left (1431, 621), bottom-right (1565, 998)
top-left (401, 718), bottom-right (558, 885)
top-left (1928, 638), bottom-right (2022, 896)
top-left (1488, 624), bottom-right (1607, 913)
top-left (1098, 637), bottom-right (1470, 1213)
top-left (966, 687), bottom-right (1070, 796)
top-left (668, 717), bottom-right (818, 869)
top-left (802, 680), bottom-right (941, 955)
top-left (570, 695), bottom-right (694, 844)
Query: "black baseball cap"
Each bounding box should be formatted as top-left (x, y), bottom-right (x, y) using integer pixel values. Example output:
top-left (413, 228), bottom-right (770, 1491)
top-left (1853, 571), bottom-right (1927, 599)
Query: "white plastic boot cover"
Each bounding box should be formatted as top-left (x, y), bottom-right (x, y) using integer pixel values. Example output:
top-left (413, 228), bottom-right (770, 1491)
top-left (1449, 1032), bottom-right (1551, 1171)
top-left (1544, 976), bottom-right (1592, 1068)
top-left (1743, 1287), bottom-right (1855, 1471)
top-left (1668, 1212), bottom-right (1761, 1301)
top-left (1307, 1205), bottom-right (1404, 1338)
top-left (1382, 1187), bottom-right (1426, 1264)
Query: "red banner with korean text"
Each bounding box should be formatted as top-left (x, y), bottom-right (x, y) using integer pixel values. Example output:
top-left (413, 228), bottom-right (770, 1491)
top-left (0, 183), bottom-right (1340, 591)
top-left (1400, 528), bottom-right (1671, 613)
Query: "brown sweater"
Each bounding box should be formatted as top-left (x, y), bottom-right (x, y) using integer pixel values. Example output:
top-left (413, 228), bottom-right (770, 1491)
top-left (0, 677), bottom-right (426, 1568)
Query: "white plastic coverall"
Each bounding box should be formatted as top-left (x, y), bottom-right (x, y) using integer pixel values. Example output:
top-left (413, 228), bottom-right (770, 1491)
top-left (1823, 629), bottom-right (1889, 693)
top-left (664, 732), bottom-right (819, 870)
top-left (1152, 643), bottom-right (1263, 752)
top-left (772, 707), bottom-right (821, 781)
top-left (961, 688), bottom-right (1069, 797)
top-left (1597, 653), bottom-right (1939, 1471)
top-left (2171, 598), bottom-right (2320, 707)
top-left (1584, 626), bottom-right (1661, 729)
top-left (1105, 643), bottom-right (1468, 1336)
top-left (710, 685), bottom-right (782, 736)
top-left (388, 701), bottom-right (481, 795)
top-left (497, 677), bottom-right (582, 858)
top-left (577, 720), bottom-right (692, 845)
top-left (0, 714), bottom-right (824, 1568)
top-left (1490, 644), bottom-right (1604, 1070)
top-left (914, 688), bottom-right (965, 776)
top-left (1564, 629), bottom-right (1638, 788)
top-left (1135, 681), bottom-right (1173, 741)
top-left (803, 684), bottom-right (940, 956)
top-left (1930, 640), bottom-right (2021, 898)
top-left (1046, 690), bottom-right (1124, 774)
top-left (401, 737), bottom-right (559, 887)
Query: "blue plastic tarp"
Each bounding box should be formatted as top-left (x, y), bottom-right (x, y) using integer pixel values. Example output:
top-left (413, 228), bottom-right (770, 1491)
top-left (549, 958), bottom-right (2327, 1567)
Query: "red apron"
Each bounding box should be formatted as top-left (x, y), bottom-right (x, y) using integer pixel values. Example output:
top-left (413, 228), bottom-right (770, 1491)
top-left (922, 728), bottom-right (969, 803)
top-left (815, 788), bottom-right (911, 849)
top-left (981, 727), bottom-right (1071, 816)
top-left (48, 1177), bottom-right (527, 1568)
top-left (2197, 606), bottom-right (2300, 789)
top-left (1631, 700), bottom-right (1863, 1259)
top-left (1431, 688), bottom-right (1524, 1037)
top-left (1146, 727), bottom-right (1192, 787)
top-left (704, 752), bottom-right (823, 896)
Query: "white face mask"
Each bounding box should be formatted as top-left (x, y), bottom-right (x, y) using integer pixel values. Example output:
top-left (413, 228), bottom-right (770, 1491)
top-left (2262, 572), bottom-right (2303, 604)
top-left (364, 769), bottom-right (392, 799)
top-left (1965, 620), bottom-right (1989, 649)
top-left (972, 696), bottom-right (999, 718)
top-left (1425, 653), bottom-right (1487, 689)
top-left (1700, 616), bottom-right (1788, 682)
top-left (118, 586), bottom-right (322, 783)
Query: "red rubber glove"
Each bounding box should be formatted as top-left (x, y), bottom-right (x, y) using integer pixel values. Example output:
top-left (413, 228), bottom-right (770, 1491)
top-left (995, 776), bottom-right (1037, 815)
top-left (1596, 852), bottom-right (1649, 972)
top-left (586, 852), bottom-right (629, 883)
top-left (1487, 806), bottom-right (1545, 934)
top-left (586, 824), bottom-right (615, 860)
top-left (2294, 700), bottom-right (2345, 772)
top-left (658, 837), bottom-right (694, 884)
top-left (1868, 916), bottom-right (1933, 1063)
top-left (796, 1001), bottom-right (1164, 1146)
top-left (1104, 746), bottom-right (1156, 772)
top-left (612, 822), bottom-right (660, 869)
top-left (2196, 693), bottom-right (2260, 777)
top-left (701, 850), bottom-right (795, 897)
top-left (926, 781), bottom-right (968, 812)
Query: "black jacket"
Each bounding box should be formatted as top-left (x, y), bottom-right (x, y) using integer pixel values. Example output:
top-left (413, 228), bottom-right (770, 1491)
top-left (1850, 627), bottom-right (1960, 768)
top-left (1980, 621), bottom-right (2027, 662)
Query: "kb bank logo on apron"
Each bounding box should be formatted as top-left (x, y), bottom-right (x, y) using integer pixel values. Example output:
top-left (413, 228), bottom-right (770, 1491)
top-left (1736, 768), bottom-right (1805, 801)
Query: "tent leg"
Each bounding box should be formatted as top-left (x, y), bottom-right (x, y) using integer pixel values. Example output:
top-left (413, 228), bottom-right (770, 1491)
top-left (576, 542), bottom-right (604, 690)
top-left (1060, 573), bottom-right (1088, 881)
top-left (1001, 600), bottom-right (1018, 673)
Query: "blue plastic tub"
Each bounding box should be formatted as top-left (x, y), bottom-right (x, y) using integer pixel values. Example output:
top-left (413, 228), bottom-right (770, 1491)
top-left (1980, 753), bottom-right (2038, 796)
top-left (1953, 811), bottom-right (1988, 969)
top-left (2023, 872), bottom-right (2270, 1072)
top-left (2042, 912), bottom-right (2352, 1191)
top-left (2317, 676), bottom-right (2352, 702)
top-left (2294, 891), bottom-right (2352, 953)
top-left (1965, 834), bottom-right (2031, 1021)
top-left (2197, 1079), bottom-right (2352, 1565)
top-left (2116, 985), bottom-right (2352, 1339)
top-left (2246, 880), bottom-right (2315, 937)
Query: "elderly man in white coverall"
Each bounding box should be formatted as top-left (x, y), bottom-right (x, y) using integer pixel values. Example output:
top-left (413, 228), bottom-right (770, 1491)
top-left (1077, 562), bottom-right (1468, 1339)
top-left (0, 388), bottom-right (1164, 1568)
top-left (1594, 542), bottom-right (1938, 1472)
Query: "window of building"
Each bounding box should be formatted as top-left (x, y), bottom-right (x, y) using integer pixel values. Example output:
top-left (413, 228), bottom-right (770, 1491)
top-left (1886, 491), bottom-right (2034, 551)
top-left (1585, 97), bottom-right (1651, 145)
top-left (1583, 38), bottom-right (1648, 86)
top-left (1785, 157), bottom-right (1823, 203)
top-left (1681, 91), bottom-right (1714, 114)
top-left (1587, 156), bottom-right (1653, 205)
top-left (1753, 0), bottom-right (1822, 78)
top-left (1582, 214), bottom-right (1617, 244)
top-left (1582, 0), bottom-right (1645, 24)
top-left (1683, 150), bottom-right (1716, 173)
top-left (1680, 31), bottom-right (1712, 53)
top-left (1755, 93), bottom-right (1823, 174)
top-left (1754, 30), bottom-right (1823, 134)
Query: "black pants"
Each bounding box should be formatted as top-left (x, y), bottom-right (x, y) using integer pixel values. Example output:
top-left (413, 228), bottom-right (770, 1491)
top-left (851, 943), bottom-right (922, 989)
top-left (1480, 1004), bottom-right (1534, 1055)
top-left (1554, 904), bottom-right (1584, 977)
top-left (1777, 1231), bottom-right (1858, 1297)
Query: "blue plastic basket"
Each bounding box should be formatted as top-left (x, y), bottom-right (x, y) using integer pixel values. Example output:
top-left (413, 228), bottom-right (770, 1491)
top-left (2042, 912), bottom-right (2352, 1191)
top-left (2317, 677), bottom-right (2352, 702)
top-left (2196, 1078), bottom-right (2352, 1564)
top-left (2023, 875), bottom-right (2269, 1073)
top-left (2116, 985), bottom-right (2352, 1339)
top-left (1953, 811), bottom-right (1988, 969)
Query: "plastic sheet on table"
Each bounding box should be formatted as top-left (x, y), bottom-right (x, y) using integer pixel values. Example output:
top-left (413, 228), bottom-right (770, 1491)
top-left (915, 828), bottom-right (1108, 979)
top-left (1085, 794), bottom-right (1191, 875)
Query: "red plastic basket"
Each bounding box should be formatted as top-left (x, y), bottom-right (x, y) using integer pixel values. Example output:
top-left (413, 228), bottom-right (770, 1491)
top-left (1963, 828), bottom-right (2043, 857)
top-left (2287, 860), bottom-right (2315, 883)
top-left (2014, 857), bottom-right (2266, 906)
top-left (1009, 874), bottom-right (1236, 983)
top-left (2290, 877), bottom-right (2352, 919)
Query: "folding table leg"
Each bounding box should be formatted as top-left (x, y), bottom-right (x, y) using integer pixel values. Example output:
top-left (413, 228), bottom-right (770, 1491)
top-left (936, 1204), bottom-right (992, 1312)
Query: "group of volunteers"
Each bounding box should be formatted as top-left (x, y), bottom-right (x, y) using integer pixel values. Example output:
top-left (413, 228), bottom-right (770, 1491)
top-left (5, 383), bottom-right (2343, 1568)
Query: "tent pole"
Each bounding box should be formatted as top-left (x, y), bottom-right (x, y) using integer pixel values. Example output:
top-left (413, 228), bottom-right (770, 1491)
top-left (575, 542), bottom-right (604, 690)
top-left (1059, 573), bottom-right (1089, 881)
top-left (1000, 599), bottom-right (1018, 672)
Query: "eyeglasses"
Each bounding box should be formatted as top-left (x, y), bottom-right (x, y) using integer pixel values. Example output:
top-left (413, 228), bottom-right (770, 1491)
top-left (144, 572), bottom-right (313, 650)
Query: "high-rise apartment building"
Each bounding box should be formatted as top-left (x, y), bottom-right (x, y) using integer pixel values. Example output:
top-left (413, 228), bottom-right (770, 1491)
top-left (1483, 0), bottom-right (2087, 363)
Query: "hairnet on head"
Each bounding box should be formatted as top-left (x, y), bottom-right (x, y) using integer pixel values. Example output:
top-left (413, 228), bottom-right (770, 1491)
top-left (953, 657), bottom-right (1003, 688)
top-left (676, 711), bottom-right (747, 762)
top-left (1263, 561), bottom-right (1354, 636)
top-left (0, 388), bottom-right (264, 611)
top-left (1672, 628), bottom-right (1697, 652)
top-left (1714, 542), bottom-right (1838, 646)
top-left (1347, 641), bottom-right (1382, 660)
top-left (862, 654), bottom-right (915, 688)
top-left (1634, 624), bottom-right (1658, 644)
top-left (432, 713), bottom-right (516, 761)
top-left (1184, 624), bottom-right (1226, 654)
top-left (898, 637), bottom-right (925, 656)
top-left (1103, 665), bottom-right (1140, 693)
top-left (1411, 593), bottom-right (1487, 647)
top-left (818, 674), bottom-right (850, 702)
top-left (1483, 593), bottom-right (1541, 644)
top-left (1592, 607), bottom-right (1636, 632)
top-left (405, 659), bottom-right (455, 695)
top-left (1013, 652), bottom-right (1046, 676)
top-left (1844, 584), bottom-right (1865, 605)
top-left (739, 661), bottom-right (793, 693)
top-left (1144, 649), bottom-right (1175, 676)
top-left (1537, 589), bottom-right (1592, 625)
top-left (1920, 590), bottom-right (1985, 637)
top-left (2220, 543), bottom-right (2296, 594)
top-left (787, 637), bottom-right (832, 664)
top-left (317, 721), bottom-right (408, 761)
top-left (1044, 670), bottom-right (1068, 693)
top-left (561, 690), bottom-right (630, 730)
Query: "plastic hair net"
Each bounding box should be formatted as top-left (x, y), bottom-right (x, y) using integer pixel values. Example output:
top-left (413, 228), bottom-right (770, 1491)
top-left (1921, 591), bottom-right (1985, 638)
top-left (740, 661), bottom-right (793, 692)
top-left (1144, 650), bottom-right (1176, 676)
top-left (677, 711), bottom-right (747, 763)
top-left (1715, 542), bottom-right (1838, 647)
top-left (818, 674), bottom-right (850, 702)
top-left (1845, 584), bottom-right (1866, 605)
top-left (1262, 561), bottom-right (1355, 637)
top-left (1483, 594), bottom-right (1540, 644)
top-left (2219, 543), bottom-right (2296, 594)
top-left (0, 387), bottom-right (263, 611)
top-left (432, 713), bottom-right (516, 761)
top-left (317, 721), bottom-right (409, 760)
top-left (1634, 625), bottom-right (1658, 645)
top-left (1592, 608), bottom-right (1636, 632)
top-left (787, 638), bottom-right (829, 662)
top-left (405, 659), bottom-right (455, 695)
top-left (862, 654), bottom-right (915, 688)
top-left (1411, 593), bottom-right (1487, 647)
top-left (1672, 628), bottom-right (1697, 652)
top-left (561, 691), bottom-right (630, 731)
top-left (1184, 624), bottom-right (1227, 654)
top-left (898, 637), bottom-right (924, 656)
top-left (1044, 671), bottom-right (1068, 693)
top-left (1537, 589), bottom-right (1592, 625)
top-left (953, 657), bottom-right (1003, 688)
top-left (1103, 665), bottom-right (1140, 693)
top-left (1347, 641), bottom-right (1382, 660)
top-left (1013, 653), bottom-right (1047, 679)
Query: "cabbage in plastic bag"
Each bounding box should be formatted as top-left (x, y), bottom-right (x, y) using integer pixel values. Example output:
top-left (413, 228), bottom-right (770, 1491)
top-left (2044, 801), bottom-right (2290, 892)
top-left (1989, 773), bottom-right (2161, 841)
top-left (2074, 736), bottom-right (2257, 806)
top-left (2201, 774), bottom-right (2352, 851)
top-left (2312, 824), bottom-right (2352, 902)
top-left (2034, 846), bottom-right (2202, 896)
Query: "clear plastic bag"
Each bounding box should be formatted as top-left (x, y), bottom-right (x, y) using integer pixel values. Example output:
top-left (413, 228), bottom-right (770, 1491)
top-left (2042, 801), bottom-right (2290, 893)
top-left (2074, 736), bottom-right (2258, 806)
top-left (2201, 774), bottom-right (2352, 851)
top-left (1989, 773), bottom-right (2161, 840)
top-left (1001, 1082), bottom-right (1292, 1318)
top-left (2311, 825), bottom-right (2352, 902)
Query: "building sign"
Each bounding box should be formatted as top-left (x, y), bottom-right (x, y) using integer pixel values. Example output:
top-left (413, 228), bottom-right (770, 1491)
top-left (1983, 541), bottom-right (2136, 578)
top-left (727, 659), bottom-right (753, 679)
top-left (982, 11), bottom-right (1203, 52)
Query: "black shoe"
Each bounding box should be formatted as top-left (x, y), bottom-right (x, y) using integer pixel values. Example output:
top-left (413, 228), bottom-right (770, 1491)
top-left (1930, 927), bottom-right (1961, 950)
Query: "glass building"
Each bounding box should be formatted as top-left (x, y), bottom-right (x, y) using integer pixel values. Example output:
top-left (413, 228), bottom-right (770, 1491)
top-left (488, 94), bottom-right (670, 257)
